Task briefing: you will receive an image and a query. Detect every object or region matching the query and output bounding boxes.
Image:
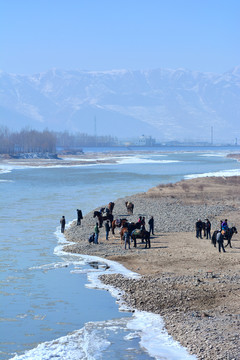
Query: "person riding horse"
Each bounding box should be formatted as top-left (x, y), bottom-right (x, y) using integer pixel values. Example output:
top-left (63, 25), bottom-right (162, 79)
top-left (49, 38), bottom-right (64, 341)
top-left (211, 226), bottom-right (237, 248)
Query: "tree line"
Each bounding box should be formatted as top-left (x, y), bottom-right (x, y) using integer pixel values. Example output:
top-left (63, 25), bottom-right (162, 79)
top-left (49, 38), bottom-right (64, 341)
top-left (56, 131), bottom-right (117, 148)
top-left (0, 127), bottom-right (56, 154)
top-left (0, 126), bottom-right (118, 154)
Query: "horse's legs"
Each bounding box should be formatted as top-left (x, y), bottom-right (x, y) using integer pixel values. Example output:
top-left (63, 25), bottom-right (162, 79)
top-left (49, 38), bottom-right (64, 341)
top-left (145, 237), bottom-right (148, 248)
top-left (225, 236), bottom-right (231, 247)
top-left (145, 237), bottom-right (150, 248)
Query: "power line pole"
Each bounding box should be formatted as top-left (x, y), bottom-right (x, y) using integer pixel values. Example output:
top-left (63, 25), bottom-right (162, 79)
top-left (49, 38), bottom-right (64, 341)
top-left (211, 126), bottom-right (213, 145)
top-left (94, 116), bottom-right (97, 146)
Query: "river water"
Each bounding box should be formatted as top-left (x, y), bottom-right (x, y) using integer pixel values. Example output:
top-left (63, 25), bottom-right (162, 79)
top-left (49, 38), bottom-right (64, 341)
top-left (0, 147), bottom-right (240, 360)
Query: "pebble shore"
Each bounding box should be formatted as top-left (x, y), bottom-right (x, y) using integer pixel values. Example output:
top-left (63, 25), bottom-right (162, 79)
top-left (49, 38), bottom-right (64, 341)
top-left (64, 177), bottom-right (240, 360)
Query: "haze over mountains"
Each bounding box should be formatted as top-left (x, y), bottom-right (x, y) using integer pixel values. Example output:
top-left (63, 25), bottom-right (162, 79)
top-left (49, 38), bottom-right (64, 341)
top-left (0, 67), bottom-right (240, 143)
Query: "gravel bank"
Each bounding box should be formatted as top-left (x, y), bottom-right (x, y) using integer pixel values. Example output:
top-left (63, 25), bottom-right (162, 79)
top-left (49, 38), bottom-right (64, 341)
top-left (64, 177), bottom-right (240, 360)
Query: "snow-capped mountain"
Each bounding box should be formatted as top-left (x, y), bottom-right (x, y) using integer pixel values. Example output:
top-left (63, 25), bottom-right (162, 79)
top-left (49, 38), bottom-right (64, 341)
top-left (0, 67), bottom-right (240, 142)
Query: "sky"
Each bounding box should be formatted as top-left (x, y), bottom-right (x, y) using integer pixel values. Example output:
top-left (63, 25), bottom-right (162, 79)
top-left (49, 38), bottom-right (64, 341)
top-left (0, 0), bottom-right (239, 75)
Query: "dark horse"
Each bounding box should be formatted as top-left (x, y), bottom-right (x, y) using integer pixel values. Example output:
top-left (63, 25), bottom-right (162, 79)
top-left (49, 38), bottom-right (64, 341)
top-left (125, 201), bottom-right (134, 215)
top-left (211, 230), bottom-right (219, 247)
top-left (211, 226), bottom-right (238, 248)
top-left (131, 229), bottom-right (151, 248)
top-left (224, 226), bottom-right (238, 248)
top-left (93, 211), bottom-right (113, 228)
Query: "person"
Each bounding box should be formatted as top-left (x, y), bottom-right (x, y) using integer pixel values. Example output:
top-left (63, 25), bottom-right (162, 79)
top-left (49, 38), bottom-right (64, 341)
top-left (124, 230), bottom-right (130, 250)
top-left (221, 219), bottom-right (228, 231)
top-left (216, 230), bottom-right (226, 253)
top-left (105, 220), bottom-right (110, 240)
top-left (202, 221), bottom-right (206, 237)
top-left (94, 223), bottom-right (99, 244)
top-left (60, 216), bottom-right (65, 233)
top-left (140, 222), bottom-right (146, 232)
top-left (77, 209), bottom-right (83, 226)
top-left (219, 220), bottom-right (223, 230)
top-left (138, 216), bottom-right (142, 223)
top-left (148, 216), bottom-right (154, 235)
top-left (195, 219), bottom-right (203, 238)
top-left (88, 233), bottom-right (95, 243)
top-left (205, 219), bottom-right (211, 239)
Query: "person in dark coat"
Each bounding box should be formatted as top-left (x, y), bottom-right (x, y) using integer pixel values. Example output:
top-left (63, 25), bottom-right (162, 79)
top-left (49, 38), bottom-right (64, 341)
top-left (148, 216), bottom-right (154, 235)
top-left (60, 216), bottom-right (66, 233)
top-left (205, 219), bottom-right (211, 239)
top-left (88, 233), bottom-right (95, 243)
top-left (105, 220), bottom-right (110, 240)
top-left (124, 230), bottom-right (130, 250)
top-left (216, 230), bottom-right (226, 253)
top-left (196, 219), bottom-right (203, 238)
top-left (77, 209), bottom-right (83, 226)
top-left (94, 223), bottom-right (99, 244)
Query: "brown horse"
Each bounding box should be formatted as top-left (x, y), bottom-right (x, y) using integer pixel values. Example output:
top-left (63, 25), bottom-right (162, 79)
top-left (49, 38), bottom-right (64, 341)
top-left (108, 202), bottom-right (115, 214)
top-left (120, 227), bottom-right (129, 243)
top-left (93, 211), bottom-right (113, 228)
top-left (111, 218), bottom-right (127, 234)
top-left (125, 201), bottom-right (134, 215)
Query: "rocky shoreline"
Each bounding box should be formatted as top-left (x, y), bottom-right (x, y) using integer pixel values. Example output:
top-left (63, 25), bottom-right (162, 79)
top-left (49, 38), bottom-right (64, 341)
top-left (64, 176), bottom-right (240, 360)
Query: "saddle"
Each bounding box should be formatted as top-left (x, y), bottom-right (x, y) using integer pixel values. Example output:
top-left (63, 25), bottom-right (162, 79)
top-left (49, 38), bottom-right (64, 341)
top-left (132, 229), bottom-right (141, 236)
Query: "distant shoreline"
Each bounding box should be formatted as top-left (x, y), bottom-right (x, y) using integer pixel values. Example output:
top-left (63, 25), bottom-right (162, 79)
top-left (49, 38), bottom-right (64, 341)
top-left (0, 150), bottom-right (240, 169)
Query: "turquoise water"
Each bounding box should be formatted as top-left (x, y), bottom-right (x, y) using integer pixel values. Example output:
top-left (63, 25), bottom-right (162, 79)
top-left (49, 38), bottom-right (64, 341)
top-left (0, 149), bottom-right (240, 359)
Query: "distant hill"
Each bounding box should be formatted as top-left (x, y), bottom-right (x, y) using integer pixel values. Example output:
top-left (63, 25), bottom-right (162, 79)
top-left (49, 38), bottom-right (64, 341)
top-left (0, 67), bottom-right (240, 142)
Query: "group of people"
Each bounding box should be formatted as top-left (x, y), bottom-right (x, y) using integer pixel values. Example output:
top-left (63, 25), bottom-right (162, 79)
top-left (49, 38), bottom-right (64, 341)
top-left (90, 214), bottom-right (155, 249)
top-left (195, 218), bottom-right (211, 239)
top-left (60, 205), bottom-right (155, 249)
top-left (120, 215), bottom-right (154, 250)
top-left (196, 217), bottom-right (230, 253)
top-left (136, 216), bottom-right (154, 234)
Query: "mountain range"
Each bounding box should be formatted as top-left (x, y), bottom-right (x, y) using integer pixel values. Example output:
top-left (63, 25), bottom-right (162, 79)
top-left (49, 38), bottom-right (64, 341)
top-left (0, 66), bottom-right (240, 142)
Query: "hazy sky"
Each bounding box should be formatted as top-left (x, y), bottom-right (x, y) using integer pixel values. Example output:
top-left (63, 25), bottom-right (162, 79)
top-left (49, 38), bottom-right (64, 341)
top-left (1, 0), bottom-right (239, 75)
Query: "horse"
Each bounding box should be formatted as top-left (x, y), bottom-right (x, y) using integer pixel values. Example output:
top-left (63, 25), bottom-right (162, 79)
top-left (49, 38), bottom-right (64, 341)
top-left (119, 222), bottom-right (141, 241)
top-left (93, 211), bottom-right (113, 228)
top-left (107, 202), bottom-right (115, 214)
top-left (131, 229), bottom-right (151, 248)
top-left (125, 201), bottom-right (134, 215)
top-left (224, 226), bottom-right (238, 248)
top-left (211, 226), bottom-right (238, 248)
top-left (211, 230), bottom-right (218, 247)
top-left (120, 227), bottom-right (129, 243)
top-left (111, 218), bottom-right (127, 234)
